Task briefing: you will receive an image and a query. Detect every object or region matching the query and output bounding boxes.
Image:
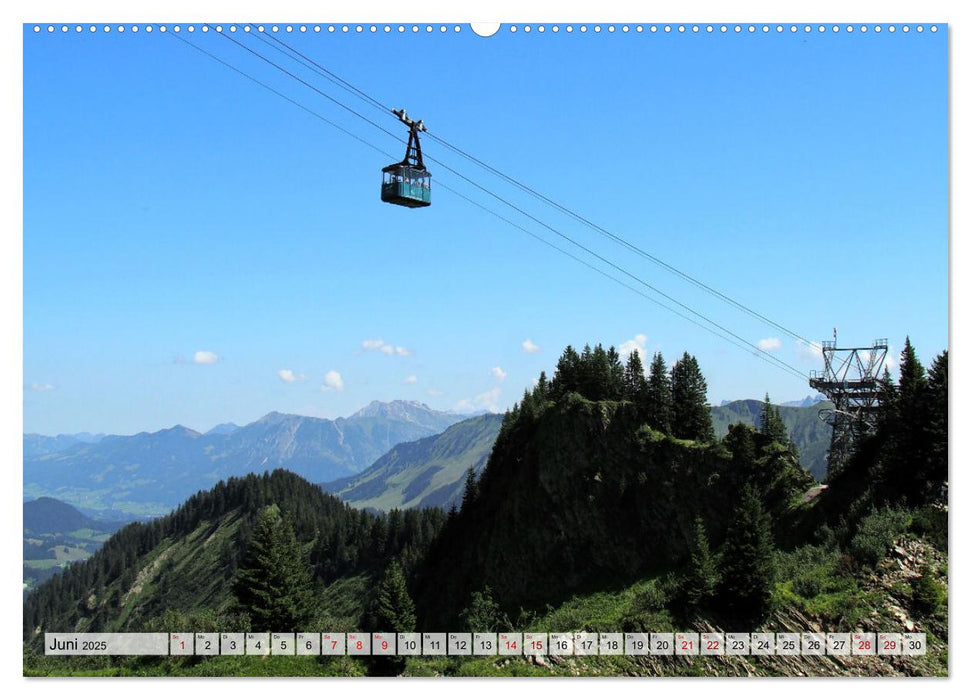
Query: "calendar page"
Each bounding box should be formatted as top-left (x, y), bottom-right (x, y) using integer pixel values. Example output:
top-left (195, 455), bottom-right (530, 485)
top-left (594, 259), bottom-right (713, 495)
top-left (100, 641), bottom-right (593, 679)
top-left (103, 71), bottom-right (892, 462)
top-left (20, 0), bottom-right (949, 682)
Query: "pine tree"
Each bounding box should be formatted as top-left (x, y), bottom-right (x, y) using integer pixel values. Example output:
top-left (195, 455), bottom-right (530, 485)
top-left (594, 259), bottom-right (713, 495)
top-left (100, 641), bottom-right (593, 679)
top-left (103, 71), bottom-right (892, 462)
top-left (926, 350), bottom-right (948, 491)
top-left (725, 422), bottom-right (758, 487)
top-left (876, 366), bottom-right (898, 434)
top-left (684, 516), bottom-right (719, 607)
top-left (461, 467), bottom-right (479, 512)
top-left (370, 559), bottom-right (417, 631)
top-left (550, 345), bottom-right (582, 399)
top-left (644, 352), bottom-right (673, 433)
top-left (534, 371), bottom-right (550, 403)
top-left (897, 337), bottom-right (928, 413)
top-left (606, 345), bottom-right (625, 399)
top-left (590, 344), bottom-right (612, 400)
top-left (759, 394), bottom-right (788, 445)
top-left (232, 506), bottom-right (316, 631)
top-left (882, 338), bottom-right (933, 504)
top-left (718, 484), bottom-right (776, 623)
top-left (670, 352), bottom-right (714, 442)
top-left (623, 350), bottom-right (648, 406)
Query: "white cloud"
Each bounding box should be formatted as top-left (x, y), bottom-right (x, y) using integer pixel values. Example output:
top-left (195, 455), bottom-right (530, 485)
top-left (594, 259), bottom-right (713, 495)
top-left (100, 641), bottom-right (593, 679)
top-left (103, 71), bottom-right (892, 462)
top-left (322, 370), bottom-right (344, 392)
top-left (457, 387), bottom-right (502, 413)
top-left (427, 388), bottom-right (444, 397)
top-left (404, 375), bottom-right (418, 384)
top-left (757, 337), bottom-right (782, 353)
top-left (490, 366), bottom-right (507, 382)
top-left (619, 333), bottom-right (648, 360)
top-left (193, 350), bottom-right (219, 365)
top-left (277, 369), bottom-right (306, 383)
top-left (884, 346), bottom-right (897, 373)
top-left (28, 382), bottom-right (55, 392)
top-left (796, 339), bottom-right (824, 362)
top-left (363, 338), bottom-right (412, 357)
top-left (521, 338), bottom-right (541, 354)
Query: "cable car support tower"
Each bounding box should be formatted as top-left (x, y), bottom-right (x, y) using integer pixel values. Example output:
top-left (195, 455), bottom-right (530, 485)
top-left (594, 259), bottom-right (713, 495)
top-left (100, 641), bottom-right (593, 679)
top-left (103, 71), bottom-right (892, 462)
top-left (808, 332), bottom-right (888, 479)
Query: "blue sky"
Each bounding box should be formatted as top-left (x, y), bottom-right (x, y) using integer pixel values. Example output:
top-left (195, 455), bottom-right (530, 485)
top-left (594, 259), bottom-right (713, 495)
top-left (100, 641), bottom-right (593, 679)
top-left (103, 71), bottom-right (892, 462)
top-left (22, 22), bottom-right (948, 435)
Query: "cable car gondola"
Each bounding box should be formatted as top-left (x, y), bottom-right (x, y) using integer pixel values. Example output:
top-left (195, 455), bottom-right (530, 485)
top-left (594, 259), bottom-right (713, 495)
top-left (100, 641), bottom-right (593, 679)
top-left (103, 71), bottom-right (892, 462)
top-left (381, 108), bottom-right (431, 208)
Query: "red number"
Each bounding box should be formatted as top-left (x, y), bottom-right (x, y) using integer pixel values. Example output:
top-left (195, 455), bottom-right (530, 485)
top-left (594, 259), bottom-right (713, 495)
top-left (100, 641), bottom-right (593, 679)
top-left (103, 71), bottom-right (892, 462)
top-left (861, 640), bottom-right (871, 650)
top-left (381, 641), bottom-right (388, 650)
top-left (332, 640), bottom-right (338, 649)
top-left (681, 640), bottom-right (693, 650)
top-left (706, 640), bottom-right (718, 650)
top-left (356, 641), bottom-right (363, 650)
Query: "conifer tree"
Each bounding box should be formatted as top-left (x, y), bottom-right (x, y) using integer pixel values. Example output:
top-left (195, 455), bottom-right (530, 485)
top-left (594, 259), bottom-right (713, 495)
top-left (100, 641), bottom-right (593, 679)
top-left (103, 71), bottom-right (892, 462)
top-left (718, 484), bottom-right (776, 623)
top-left (882, 338), bottom-right (932, 504)
top-left (644, 351), bottom-right (673, 433)
top-left (590, 344), bottom-right (611, 399)
top-left (670, 352), bottom-right (714, 442)
top-left (759, 394), bottom-right (788, 444)
top-left (461, 467), bottom-right (479, 512)
top-left (371, 559), bottom-right (417, 631)
top-left (232, 506), bottom-right (315, 631)
top-left (926, 350), bottom-right (948, 489)
top-left (876, 366), bottom-right (898, 434)
top-left (534, 370), bottom-right (550, 403)
top-left (623, 350), bottom-right (648, 406)
top-left (685, 516), bottom-right (719, 607)
top-left (725, 422), bottom-right (758, 486)
top-left (550, 345), bottom-right (581, 399)
top-left (606, 345), bottom-right (625, 399)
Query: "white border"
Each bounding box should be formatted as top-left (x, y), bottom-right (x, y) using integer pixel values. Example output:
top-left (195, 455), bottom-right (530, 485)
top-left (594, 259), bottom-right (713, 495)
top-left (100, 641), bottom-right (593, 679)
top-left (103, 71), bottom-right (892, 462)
top-left (5, 1), bottom-right (964, 698)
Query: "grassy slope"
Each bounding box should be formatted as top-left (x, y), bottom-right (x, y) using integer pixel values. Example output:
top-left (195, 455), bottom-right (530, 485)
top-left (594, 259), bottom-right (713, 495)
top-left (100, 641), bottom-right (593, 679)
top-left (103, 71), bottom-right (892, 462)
top-left (329, 414), bottom-right (502, 511)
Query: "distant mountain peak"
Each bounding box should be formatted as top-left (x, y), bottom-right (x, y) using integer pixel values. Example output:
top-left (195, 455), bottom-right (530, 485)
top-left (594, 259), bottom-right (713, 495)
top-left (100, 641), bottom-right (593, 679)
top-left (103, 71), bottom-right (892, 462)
top-left (781, 393), bottom-right (827, 408)
top-left (253, 411), bottom-right (303, 426)
top-left (206, 422), bottom-right (240, 436)
top-left (163, 424), bottom-right (201, 437)
top-left (351, 399), bottom-right (437, 420)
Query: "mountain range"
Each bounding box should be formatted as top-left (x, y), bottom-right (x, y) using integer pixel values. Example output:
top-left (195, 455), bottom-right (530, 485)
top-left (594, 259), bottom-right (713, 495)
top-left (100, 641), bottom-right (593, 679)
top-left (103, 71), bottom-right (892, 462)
top-left (23, 432), bottom-right (105, 459)
top-left (24, 399), bottom-right (835, 521)
top-left (23, 401), bottom-right (472, 518)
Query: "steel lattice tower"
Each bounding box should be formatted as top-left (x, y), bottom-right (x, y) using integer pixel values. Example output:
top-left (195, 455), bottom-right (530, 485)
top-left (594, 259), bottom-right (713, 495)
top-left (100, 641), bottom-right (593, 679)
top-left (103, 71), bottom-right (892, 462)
top-left (808, 335), bottom-right (888, 478)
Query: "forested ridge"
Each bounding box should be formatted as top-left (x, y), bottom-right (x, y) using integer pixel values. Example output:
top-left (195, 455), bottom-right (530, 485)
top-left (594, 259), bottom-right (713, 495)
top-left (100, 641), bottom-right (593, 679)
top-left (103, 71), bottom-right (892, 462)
top-left (24, 470), bottom-right (445, 642)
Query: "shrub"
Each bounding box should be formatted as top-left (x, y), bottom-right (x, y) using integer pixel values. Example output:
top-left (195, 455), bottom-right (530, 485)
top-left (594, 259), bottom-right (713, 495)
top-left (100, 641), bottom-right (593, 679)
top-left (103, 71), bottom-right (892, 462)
top-left (910, 505), bottom-right (948, 551)
top-left (848, 507), bottom-right (912, 568)
top-left (632, 579), bottom-right (669, 612)
top-left (911, 565), bottom-right (945, 616)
